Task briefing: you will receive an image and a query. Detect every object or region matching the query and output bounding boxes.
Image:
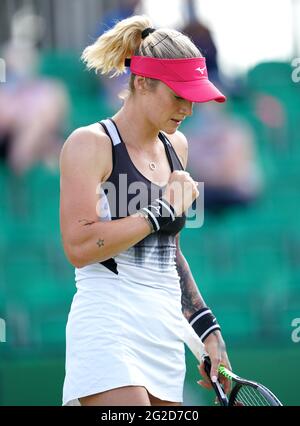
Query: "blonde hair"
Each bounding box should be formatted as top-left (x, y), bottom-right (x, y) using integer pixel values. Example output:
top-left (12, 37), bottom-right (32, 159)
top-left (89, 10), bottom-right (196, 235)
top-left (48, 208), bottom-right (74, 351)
top-left (82, 15), bottom-right (201, 79)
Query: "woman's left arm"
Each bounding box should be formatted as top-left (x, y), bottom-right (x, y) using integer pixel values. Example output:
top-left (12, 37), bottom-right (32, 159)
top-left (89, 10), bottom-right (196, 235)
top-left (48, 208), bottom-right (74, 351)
top-left (171, 129), bottom-right (231, 390)
top-left (175, 233), bottom-right (205, 319)
top-left (175, 234), bottom-right (232, 393)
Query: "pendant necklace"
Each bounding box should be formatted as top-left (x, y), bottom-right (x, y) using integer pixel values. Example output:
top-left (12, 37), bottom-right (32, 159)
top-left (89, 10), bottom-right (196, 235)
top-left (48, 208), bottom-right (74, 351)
top-left (149, 162), bottom-right (156, 171)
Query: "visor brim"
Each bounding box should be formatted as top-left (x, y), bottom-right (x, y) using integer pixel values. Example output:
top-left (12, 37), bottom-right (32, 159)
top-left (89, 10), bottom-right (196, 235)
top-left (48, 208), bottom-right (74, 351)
top-left (163, 79), bottom-right (226, 103)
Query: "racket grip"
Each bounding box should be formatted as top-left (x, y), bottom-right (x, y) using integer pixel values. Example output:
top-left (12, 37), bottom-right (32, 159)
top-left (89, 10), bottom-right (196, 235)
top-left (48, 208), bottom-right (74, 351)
top-left (203, 356), bottom-right (229, 406)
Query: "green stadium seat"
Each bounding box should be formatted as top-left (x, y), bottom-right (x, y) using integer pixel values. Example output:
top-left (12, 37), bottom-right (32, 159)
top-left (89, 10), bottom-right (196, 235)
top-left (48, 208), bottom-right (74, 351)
top-left (38, 50), bottom-right (100, 97)
top-left (247, 61), bottom-right (295, 94)
top-left (213, 304), bottom-right (261, 340)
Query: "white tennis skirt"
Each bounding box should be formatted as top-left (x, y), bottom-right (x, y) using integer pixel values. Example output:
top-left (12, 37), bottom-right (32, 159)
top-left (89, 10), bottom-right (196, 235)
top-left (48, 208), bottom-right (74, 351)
top-left (62, 263), bottom-right (186, 405)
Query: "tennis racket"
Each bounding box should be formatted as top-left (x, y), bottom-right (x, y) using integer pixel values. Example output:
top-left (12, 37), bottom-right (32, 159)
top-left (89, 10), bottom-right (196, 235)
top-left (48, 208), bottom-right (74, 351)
top-left (182, 317), bottom-right (283, 406)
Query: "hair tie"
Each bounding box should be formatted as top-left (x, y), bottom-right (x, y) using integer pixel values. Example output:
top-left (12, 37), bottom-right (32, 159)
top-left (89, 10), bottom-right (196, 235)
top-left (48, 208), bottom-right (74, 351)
top-left (124, 58), bottom-right (131, 67)
top-left (141, 27), bottom-right (156, 39)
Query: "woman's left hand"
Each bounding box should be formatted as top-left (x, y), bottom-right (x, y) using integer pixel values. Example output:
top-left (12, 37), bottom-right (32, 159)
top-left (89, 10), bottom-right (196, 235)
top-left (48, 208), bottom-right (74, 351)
top-left (197, 330), bottom-right (232, 395)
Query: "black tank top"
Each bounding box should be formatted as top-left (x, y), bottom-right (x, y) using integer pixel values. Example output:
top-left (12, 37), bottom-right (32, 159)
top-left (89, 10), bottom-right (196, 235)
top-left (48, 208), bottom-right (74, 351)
top-left (99, 118), bottom-right (186, 234)
top-left (97, 118), bottom-right (186, 274)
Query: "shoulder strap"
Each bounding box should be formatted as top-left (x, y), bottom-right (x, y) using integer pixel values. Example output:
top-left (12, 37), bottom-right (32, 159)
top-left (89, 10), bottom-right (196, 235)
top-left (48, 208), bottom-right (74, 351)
top-left (99, 119), bottom-right (122, 146)
top-left (159, 132), bottom-right (184, 171)
top-left (158, 132), bottom-right (174, 172)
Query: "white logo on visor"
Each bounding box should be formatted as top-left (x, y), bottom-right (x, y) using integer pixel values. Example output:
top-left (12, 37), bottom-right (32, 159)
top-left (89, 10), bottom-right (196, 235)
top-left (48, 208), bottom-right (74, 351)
top-left (195, 66), bottom-right (206, 75)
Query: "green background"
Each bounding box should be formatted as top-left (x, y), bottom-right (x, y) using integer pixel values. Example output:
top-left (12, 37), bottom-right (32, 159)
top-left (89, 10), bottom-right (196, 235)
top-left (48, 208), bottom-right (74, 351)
top-left (0, 53), bottom-right (299, 406)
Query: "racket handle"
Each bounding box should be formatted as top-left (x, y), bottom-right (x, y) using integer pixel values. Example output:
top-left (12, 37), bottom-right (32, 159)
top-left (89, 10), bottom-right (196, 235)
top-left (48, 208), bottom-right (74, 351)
top-left (203, 356), bottom-right (229, 406)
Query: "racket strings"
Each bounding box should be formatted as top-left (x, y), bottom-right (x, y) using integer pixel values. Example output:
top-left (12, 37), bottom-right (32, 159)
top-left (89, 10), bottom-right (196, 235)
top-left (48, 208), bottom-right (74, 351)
top-left (234, 385), bottom-right (272, 406)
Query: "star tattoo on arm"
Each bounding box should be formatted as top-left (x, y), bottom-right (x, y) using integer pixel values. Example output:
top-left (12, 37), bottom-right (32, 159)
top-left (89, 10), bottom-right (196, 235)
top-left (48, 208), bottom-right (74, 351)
top-left (96, 239), bottom-right (104, 248)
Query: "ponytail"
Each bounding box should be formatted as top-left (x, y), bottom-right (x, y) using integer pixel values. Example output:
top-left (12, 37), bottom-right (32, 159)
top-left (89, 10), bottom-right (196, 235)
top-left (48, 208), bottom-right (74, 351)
top-left (81, 15), bottom-right (152, 77)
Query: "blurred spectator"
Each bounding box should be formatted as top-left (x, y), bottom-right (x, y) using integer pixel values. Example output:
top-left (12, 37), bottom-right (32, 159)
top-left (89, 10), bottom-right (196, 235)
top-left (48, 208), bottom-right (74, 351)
top-left (181, 16), bottom-right (219, 85)
top-left (180, 7), bottom-right (243, 99)
top-left (0, 4), bottom-right (69, 175)
top-left (185, 103), bottom-right (264, 214)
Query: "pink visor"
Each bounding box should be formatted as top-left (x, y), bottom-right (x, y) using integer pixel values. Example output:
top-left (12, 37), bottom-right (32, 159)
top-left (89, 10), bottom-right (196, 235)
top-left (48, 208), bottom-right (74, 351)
top-left (129, 56), bottom-right (226, 103)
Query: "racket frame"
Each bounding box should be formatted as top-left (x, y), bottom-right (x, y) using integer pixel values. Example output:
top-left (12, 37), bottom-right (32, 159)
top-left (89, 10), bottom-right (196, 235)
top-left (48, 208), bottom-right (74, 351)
top-left (182, 317), bottom-right (283, 406)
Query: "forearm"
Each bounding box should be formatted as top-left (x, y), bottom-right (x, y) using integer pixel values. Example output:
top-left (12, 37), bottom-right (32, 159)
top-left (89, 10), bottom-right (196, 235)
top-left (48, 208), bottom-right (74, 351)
top-left (62, 214), bottom-right (151, 268)
top-left (175, 249), bottom-right (207, 320)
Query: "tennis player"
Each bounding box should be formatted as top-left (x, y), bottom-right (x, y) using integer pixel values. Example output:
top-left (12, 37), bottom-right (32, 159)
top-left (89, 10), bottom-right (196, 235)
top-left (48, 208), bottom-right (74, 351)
top-left (60, 15), bottom-right (231, 406)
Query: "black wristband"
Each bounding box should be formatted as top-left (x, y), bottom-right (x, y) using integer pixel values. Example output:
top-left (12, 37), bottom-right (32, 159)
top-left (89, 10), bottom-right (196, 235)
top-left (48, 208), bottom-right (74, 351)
top-left (140, 198), bottom-right (176, 232)
top-left (189, 307), bottom-right (221, 342)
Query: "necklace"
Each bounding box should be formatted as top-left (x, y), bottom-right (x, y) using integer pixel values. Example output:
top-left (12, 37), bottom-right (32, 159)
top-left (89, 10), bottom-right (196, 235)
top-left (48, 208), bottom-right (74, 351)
top-left (149, 161), bottom-right (156, 171)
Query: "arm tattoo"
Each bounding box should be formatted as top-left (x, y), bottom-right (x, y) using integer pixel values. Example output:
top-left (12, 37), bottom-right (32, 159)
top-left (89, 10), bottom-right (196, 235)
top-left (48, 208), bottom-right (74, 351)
top-left (175, 246), bottom-right (206, 320)
top-left (96, 239), bottom-right (104, 248)
top-left (79, 219), bottom-right (97, 226)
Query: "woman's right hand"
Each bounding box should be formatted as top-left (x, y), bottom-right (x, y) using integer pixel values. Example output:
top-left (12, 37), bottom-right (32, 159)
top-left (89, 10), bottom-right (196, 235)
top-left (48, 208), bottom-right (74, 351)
top-left (163, 170), bottom-right (199, 216)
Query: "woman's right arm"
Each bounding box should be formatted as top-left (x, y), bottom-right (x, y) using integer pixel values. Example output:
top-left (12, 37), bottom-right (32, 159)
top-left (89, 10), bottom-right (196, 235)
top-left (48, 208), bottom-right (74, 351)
top-left (59, 127), bottom-right (152, 268)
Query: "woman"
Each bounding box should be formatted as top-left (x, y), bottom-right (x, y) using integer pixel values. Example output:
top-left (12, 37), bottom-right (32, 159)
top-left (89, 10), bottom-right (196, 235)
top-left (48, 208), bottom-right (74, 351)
top-left (60, 15), bottom-right (231, 406)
